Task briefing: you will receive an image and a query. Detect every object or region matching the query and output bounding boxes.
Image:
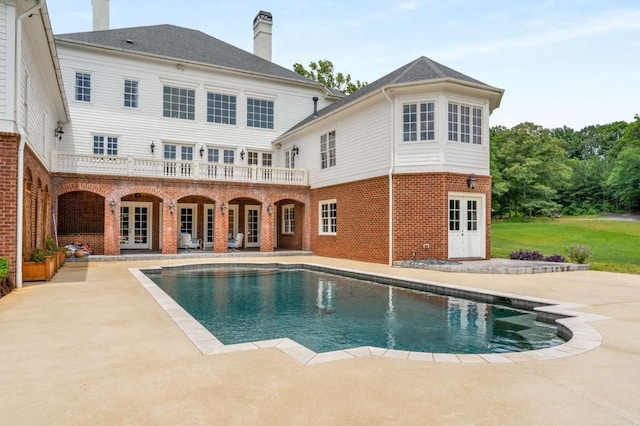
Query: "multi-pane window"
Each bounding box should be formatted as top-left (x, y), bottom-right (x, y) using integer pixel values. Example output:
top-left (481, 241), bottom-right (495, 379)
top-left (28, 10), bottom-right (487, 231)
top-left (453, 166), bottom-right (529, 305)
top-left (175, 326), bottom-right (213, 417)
top-left (285, 149), bottom-right (295, 169)
top-left (472, 107), bottom-right (482, 144)
top-left (467, 200), bottom-right (478, 231)
top-left (262, 153), bottom-right (272, 167)
top-left (460, 105), bottom-right (470, 143)
top-left (181, 146), bottom-right (193, 161)
top-left (449, 102), bottom-right (483, 144)
top-left (163, 144), bottom-right (193, 160)
top-left (403, 102), bottom-right (434, 141)
top-left (164, 144), bottom-right (177, 160)
top-left (163, 86), bottom-right (195, 120)
top-left (223, 149), bottom-right (235, 164)
top-left (247, 151), bottom-right (259, 166)
top-left (319, 200), bottom-right (337, 235)
top-left (282, 204), bottom-right (295, 234)
top-left (448, 103), bottom-right (458, 141)
top-left (207, 148), bottom-right (219, 163)
top-left (124, 79), bottom-right (138, 108)
top-left (75, 72), bottom-right (91, 102)
top-left (449, 199), bottom-right (460, 231)
top-left (320, 130), bottom-right (336, 169)
top-left (93, 135), bottom-right (118, 156)
top-left (247, 98), bottom-right (274, 129)
top-left (207, 93), bottom-right (236, 125)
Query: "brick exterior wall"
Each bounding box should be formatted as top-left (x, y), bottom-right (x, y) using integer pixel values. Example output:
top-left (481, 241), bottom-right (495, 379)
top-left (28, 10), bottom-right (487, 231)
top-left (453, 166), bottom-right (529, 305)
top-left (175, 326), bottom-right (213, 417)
top-left (393, 173), bottom-right (492, 261)
top-left (52, 174), bottom-right (310, 255)
top-left (0, 133), bottom-right (20, 284)
top-left (310, 176), bottom-right (389, 264)
top-left (309, 173), bottom-right (491, 264)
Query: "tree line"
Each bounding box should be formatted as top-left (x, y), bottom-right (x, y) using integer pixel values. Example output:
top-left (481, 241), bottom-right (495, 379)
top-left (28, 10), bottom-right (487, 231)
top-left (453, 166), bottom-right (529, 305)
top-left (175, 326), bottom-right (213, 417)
top-left (491, 116), bottom-right (640, 217)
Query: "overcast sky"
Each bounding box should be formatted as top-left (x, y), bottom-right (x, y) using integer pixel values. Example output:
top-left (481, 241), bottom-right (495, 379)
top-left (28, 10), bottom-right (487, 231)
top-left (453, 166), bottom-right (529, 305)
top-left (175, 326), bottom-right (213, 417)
top-left (47, 0), bottom-right (640, 130)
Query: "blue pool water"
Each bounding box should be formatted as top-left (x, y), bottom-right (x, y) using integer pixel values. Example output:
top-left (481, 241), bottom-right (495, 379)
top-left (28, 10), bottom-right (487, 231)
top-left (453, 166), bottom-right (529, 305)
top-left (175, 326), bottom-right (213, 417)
top-left (150, 267), bottom-right (565, 354)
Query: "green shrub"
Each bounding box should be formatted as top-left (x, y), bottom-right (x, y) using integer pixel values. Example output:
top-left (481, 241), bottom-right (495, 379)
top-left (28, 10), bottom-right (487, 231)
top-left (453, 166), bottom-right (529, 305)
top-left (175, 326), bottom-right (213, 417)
top-left (0, 257), bottom-right (9, 280)
top-left (566, 245), bottom-right (591, 264)
top-left (31, 247), bottom-right (46, 263)
top-left (44, 235), bottom-right (58, 255)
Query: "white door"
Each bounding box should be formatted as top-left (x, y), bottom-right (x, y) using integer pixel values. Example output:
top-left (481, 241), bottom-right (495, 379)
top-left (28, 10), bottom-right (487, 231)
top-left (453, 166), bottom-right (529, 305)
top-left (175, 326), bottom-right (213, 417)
top-left (178, 203), bottom-right (197, 239)
top-left (448, 195), bottom-right (484, 259)
top-left (120, 202), bottom-right (151, 249)
top-left (245, 205), bottom-right (261, 248)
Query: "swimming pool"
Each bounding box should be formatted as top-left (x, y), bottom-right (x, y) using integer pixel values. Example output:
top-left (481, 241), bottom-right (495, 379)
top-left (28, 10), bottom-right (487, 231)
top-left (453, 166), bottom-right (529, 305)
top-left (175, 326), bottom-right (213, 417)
top-left (147, 265), bottom-right (565, 354)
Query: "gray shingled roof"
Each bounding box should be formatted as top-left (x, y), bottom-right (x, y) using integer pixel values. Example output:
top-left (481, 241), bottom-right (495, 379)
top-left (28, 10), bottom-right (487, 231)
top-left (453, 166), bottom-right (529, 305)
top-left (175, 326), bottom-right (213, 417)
top-left (55, 24), bottom-right (322, 86)
top-left (281, 56), bottom-right (501, 137)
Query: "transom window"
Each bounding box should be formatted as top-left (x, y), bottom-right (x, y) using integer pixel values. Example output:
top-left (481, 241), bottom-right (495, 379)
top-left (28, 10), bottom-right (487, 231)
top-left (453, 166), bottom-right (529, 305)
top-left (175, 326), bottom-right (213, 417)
top-left (75, 72), bottom-right (91, 102)
top-left (124, 79), bottom-right (138, 108)
top-left (282, 204), bottom-right (295, 234)
top-left (403, 102), bottom-right (434, 141)
top-left (320, 130), bottom-right (336, 169)
top-left (93, 135), bottom-right (117, 156)
top-left (449, 102), bottom-right (483, 144)
top-left (319, 200), bottom-right (337, 235)
top-left (207, 93), bottom-right (236, 125)
top-left (163, 86), bottom-right (195, 120)
top-left (247, 98), bottom-right (274, 129)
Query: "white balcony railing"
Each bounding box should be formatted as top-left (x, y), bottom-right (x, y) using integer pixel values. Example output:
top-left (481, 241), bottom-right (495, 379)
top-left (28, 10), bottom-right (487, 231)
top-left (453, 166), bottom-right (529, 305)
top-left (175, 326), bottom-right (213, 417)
top-left (56, 154), bottom-right (308, 186)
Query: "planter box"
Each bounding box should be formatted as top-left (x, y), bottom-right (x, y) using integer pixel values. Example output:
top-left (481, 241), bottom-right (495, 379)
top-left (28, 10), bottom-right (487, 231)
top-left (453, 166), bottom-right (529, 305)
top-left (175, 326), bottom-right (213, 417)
top-left (23, 261), bottom-right (47, 281)
top-left (45, 256), bottom-right (56, 280)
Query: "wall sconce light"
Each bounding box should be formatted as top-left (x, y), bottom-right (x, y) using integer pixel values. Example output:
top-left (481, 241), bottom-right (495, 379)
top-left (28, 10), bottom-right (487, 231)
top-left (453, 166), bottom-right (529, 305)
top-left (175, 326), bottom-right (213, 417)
top-left (150, 141), bottom-right (155, 153)
top-left (292, 145), bottom-right (299, 156)
top-left (54, 123), bottom-right (64, 140)
top-left (240, 149), bottom-right (245, 160)
top-left (220, 202), bottom-right (227, 215)
top-left (168, 200), bottom-right (175, 214)
top-left (199, 146), bottom-right (205, 157)
top-left (109, 198), bottom-right (116, 213)
top-left (467, 173), bottom-right (477, 190)
top-left (267, 204), bottom-right (273, 215)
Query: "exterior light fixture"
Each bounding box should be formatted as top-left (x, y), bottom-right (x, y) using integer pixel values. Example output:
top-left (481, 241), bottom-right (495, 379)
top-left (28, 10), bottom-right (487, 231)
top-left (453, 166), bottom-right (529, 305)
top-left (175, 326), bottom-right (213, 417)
top-left (240, 149), bottom-right (245, 160)
top-left (220, 202), bottom-right (227, 215)
top-left (467, 173), bottom-right (477, 190)
top-left (54, 123), bottom-right (64, 140)
top-left (109, 198), bottom-right (116, 213)
top-left (168, 200), bottom-right (175, 214)
top-left (267, 204), bottom-right (273, 215)
top-left (292, 145), bottom-right (299, 156)
top-left (150, 141), bottom-right (155, 153)
top-left (199, 146), bottom-right (205, 157)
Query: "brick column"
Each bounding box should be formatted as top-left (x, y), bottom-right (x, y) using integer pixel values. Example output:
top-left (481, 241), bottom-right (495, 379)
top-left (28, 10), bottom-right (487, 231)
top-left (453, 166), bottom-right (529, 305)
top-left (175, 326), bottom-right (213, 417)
top-left (103, 197), bottom-right (121, 255)
top-left (162, 200), bottom-right (178, 254)
top-left (0, 132), bottom-right (20, 283)
top-left (260, 203), bottom-right (274, 252)
top-left (214, 202), bottom-right (228, 253)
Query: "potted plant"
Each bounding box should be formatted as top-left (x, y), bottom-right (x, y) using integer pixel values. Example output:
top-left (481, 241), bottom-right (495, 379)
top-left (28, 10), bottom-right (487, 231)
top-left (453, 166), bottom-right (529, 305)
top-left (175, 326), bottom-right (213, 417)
top-left (44, 236), bottom-right (60, 273)
top-left (22, 247), bottom-right (47, 281)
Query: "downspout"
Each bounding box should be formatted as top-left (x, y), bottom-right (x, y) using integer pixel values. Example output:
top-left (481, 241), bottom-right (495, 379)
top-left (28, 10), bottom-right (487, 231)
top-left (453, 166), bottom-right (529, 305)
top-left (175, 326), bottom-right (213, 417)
top-left (15, 0), bottom-right (45, 289)
top-left (382, 88), bottom-right (394, 266)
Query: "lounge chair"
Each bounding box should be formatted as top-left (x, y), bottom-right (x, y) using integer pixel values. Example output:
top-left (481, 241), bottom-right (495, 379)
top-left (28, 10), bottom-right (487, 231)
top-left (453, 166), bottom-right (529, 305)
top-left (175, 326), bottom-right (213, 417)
top-left (227, 233), bottom-right (244, 250)
top-left (179, 232), bottom-right (201, 249)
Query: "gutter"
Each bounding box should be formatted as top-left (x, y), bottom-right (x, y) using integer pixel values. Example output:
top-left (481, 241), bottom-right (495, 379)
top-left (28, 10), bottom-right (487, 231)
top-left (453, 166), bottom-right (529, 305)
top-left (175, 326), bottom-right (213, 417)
top-left (15, 0), bottom-right (45, 289)
top-left (382, 88), bottom-right (395, 266)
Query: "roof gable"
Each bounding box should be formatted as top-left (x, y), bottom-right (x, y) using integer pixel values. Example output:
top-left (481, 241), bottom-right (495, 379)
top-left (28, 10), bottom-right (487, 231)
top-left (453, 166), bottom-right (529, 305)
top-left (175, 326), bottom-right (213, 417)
top-left (55, 24), bottom-right (321, 86)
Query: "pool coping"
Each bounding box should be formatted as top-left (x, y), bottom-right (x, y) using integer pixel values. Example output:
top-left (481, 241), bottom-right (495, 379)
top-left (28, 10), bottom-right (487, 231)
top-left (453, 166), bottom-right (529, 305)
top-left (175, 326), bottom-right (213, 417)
top-left (129, 262), bottom-right (608, 365)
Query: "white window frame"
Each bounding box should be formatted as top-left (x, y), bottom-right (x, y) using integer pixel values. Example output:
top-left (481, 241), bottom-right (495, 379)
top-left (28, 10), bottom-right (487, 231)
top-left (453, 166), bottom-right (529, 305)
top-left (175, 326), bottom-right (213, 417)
top-left (282, 204), bottom-right (295, 235)
top-left (472, 107), bottom-right (483, 145)
top-left (75, 72), bottom-right (91, 102)
top-left (448, 102), bottom-right (458, 142)
top-left (319, 199), bottom-right (337, 236)
top-left (402, 102), bottom-right (435, 142)
top-left (449, 102), bottom-right (483, 144)
top-left (285, 149), bottom-right (295, 169)
top-left (163, 85), bottom-right (195, 120)
top-left (124, 79), bottom-right (139, 108)
top-left (207, 92), bottom-right (237, 125)
top-left (320, 130), bottom-right (336, 169)
top-left (246, 97), bottom-right (274, 129)
top-left (93, 135), bottom-right (118, 156)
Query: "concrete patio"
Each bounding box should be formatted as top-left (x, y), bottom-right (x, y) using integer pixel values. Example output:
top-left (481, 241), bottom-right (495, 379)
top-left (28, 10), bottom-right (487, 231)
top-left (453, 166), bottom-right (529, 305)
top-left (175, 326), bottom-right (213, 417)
top-left (1, 256), bottom-right (638, 425)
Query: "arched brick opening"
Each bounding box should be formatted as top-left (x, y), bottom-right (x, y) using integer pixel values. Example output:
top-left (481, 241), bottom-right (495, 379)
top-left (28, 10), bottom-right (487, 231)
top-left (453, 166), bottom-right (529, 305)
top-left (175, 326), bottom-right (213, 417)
top-left (273, 198), bottom-right (305, 250)
top-left (58, 191), bottom-right (106, 254)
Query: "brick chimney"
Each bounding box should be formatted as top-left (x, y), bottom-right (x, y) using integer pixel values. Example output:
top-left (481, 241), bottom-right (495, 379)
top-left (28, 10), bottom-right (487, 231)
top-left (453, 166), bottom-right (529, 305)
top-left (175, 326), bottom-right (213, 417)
top-left (92, 0), bottom-right (110, 31)
top-left (253, 11), bottom-right (272, 61)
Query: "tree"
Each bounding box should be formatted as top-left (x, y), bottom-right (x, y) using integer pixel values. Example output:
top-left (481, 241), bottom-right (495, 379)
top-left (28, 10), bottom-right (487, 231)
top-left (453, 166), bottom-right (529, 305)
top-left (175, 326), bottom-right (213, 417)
top-left (293, 59), bottom-right (366, 95)
top-left (607, 116), bottom-right (640, 210)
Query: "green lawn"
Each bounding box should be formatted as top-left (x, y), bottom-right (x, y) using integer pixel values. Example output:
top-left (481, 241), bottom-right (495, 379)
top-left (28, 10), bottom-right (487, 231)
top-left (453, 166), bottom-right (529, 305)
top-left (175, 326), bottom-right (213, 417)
top-left (491, 217), bottom-right (640, 274)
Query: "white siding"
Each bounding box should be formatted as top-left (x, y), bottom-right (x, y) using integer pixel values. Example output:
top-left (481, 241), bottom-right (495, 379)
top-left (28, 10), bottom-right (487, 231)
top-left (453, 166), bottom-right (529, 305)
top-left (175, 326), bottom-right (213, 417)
top-left (0, 2), bottom-right (7, 119)
top-left (282, 98), bottom-right (392, 189)
top-left (56, 45), bottom-right (327, 161)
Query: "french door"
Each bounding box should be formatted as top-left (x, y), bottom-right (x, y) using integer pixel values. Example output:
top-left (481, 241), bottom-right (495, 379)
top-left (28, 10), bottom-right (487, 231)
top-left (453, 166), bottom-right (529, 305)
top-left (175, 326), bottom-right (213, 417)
top-left (120, 202), bottom-right (151, 249)
top-left (244, 205), bottom-right (261, 248)
top-left (448, 194), bottom-right (485, 259)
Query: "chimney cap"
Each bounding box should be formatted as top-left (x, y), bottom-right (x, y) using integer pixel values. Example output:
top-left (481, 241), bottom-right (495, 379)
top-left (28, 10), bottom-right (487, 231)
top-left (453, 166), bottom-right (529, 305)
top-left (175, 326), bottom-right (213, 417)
top-left (253, 10), bottom-right (273, 24)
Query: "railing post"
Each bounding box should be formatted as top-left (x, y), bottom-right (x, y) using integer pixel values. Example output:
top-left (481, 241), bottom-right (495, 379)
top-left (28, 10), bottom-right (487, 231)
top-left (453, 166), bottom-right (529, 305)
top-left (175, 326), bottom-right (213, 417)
top-left (127, 156), bottom-right (133, 176)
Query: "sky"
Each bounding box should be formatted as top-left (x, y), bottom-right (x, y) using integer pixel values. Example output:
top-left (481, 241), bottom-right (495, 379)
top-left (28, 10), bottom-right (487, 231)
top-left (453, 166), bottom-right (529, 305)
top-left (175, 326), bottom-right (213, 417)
top-left (47, 0), bottom-right (640, 130)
